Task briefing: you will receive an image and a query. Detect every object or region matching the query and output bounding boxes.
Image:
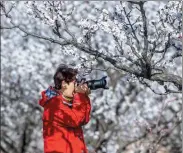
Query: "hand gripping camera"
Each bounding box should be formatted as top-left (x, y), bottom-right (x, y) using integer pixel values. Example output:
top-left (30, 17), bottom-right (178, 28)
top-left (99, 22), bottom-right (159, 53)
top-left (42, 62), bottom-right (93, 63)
top-left (77, 76), bottom-right (109, 90)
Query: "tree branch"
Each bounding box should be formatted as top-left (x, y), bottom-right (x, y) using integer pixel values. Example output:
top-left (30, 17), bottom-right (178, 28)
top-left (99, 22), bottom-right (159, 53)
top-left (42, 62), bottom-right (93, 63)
top-left (139, 1), bottom-right (148, 60)
top-left (151, 73), bottom-right (182, 90)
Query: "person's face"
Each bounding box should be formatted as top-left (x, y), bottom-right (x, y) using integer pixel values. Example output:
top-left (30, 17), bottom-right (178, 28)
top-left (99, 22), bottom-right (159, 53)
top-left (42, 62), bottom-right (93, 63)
top-left (61, 78), bottom-right (77, 97)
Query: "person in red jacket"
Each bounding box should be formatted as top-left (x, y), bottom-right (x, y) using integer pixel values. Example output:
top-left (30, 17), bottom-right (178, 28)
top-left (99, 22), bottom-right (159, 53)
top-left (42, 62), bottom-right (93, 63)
top-left (39, 64), bottom-right (91, 153)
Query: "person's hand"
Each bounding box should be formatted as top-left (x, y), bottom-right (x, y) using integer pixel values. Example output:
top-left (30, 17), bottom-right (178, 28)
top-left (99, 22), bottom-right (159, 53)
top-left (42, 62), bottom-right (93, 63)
top-left (74, 80), bottom-right (91, 95)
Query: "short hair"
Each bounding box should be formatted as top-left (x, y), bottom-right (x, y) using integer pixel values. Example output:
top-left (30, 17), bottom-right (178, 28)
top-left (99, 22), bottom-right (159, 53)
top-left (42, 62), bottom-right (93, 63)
top-left (53, 64), bottom-right (78, 90)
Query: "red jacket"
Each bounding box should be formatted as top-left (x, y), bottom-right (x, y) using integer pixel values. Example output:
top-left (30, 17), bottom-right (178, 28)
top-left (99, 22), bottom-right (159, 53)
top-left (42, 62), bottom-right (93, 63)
top-left (39, 86), bottom-right (91, 153)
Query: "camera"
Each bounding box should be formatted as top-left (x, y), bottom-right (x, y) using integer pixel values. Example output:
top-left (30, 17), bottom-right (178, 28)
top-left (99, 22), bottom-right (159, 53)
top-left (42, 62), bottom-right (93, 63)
top-left (77, 76), bottom-right (109, 90)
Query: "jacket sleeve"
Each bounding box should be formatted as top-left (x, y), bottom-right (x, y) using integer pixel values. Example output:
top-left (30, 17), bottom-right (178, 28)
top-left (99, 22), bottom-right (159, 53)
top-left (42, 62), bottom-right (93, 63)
top-left (39, 90), bottom-right (48, 107)
top-left (55, 93), bottom-right (91, 128)
top-left (81, 95), bottom-right (91, 125)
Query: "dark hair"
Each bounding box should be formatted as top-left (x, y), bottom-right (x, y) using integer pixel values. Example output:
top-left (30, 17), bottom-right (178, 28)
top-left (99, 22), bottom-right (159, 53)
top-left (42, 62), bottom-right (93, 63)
top-left (53, 64), bottom-right (78, 90)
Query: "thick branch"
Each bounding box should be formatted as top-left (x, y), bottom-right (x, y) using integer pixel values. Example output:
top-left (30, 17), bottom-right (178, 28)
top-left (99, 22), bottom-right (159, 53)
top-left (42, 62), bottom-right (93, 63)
top-left (73, 42), bottom-right (141, 75)
top-left (151, 73), bottom-right (182, 90)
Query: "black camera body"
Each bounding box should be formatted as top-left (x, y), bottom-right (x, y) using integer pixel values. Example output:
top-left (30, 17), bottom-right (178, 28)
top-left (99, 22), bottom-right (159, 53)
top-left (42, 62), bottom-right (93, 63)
top-left (78, 76), bottom-right (109, 90)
